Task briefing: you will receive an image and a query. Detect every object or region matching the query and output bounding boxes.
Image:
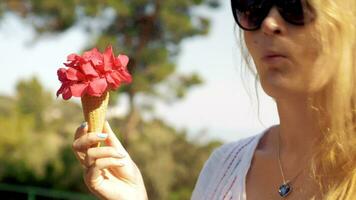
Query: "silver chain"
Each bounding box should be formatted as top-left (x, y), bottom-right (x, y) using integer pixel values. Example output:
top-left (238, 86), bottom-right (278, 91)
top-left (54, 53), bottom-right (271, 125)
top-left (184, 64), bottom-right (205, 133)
top-left (277, 131), bottom-right (305, 185)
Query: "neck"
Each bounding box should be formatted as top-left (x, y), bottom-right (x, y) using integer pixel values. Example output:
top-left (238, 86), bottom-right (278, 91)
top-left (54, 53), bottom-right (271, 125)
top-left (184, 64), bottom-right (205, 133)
top-left (275, 97), bottom-right (324, 156)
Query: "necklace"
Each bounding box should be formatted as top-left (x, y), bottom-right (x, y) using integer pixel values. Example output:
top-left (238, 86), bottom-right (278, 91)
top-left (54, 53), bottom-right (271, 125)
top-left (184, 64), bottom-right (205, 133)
top-left (277, 132), bottom-right (305, 198)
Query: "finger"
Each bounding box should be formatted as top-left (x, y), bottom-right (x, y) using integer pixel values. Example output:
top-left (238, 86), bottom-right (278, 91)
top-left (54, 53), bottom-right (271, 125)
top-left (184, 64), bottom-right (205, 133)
top-left (74, 122), bottom-right (88, 140)
top-left (85, 146), bottom-right (126, 167)
top-left (73, 132), bottom-right (109, 153)
top-left (95, 157), bottom-right (126, 169)
top-left (103, 121), bottom-right (128, 155)
top-left (73, 151), bottom-right (87, 167)
top-left (72, 122), bottom-right (89, 166)
top-left (84, 157), bottom-right (125, 187)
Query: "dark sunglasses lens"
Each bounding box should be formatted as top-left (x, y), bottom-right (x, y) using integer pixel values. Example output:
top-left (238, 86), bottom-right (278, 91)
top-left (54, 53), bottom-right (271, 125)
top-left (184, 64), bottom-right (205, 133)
top-left (232, 0), bottom-right (269, 30)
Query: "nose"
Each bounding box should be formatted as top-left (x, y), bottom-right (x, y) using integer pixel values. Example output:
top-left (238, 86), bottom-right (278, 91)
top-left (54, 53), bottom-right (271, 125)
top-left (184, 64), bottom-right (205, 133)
top-left (261, 7), bottom-right (286, 35)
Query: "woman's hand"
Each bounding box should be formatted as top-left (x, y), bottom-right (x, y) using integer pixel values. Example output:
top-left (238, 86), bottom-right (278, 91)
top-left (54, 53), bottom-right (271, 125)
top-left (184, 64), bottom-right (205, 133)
top-left (72, 121), bottom-right (148, 200)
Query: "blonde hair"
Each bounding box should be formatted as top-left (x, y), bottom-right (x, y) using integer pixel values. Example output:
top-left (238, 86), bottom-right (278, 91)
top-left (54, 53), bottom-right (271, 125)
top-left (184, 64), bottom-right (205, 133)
top-left (236, 0), bottom-right (356, 199)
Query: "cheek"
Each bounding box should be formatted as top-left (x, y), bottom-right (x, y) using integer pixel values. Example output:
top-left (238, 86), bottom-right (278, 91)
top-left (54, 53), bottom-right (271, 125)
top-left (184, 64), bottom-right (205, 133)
top-left (302, 60), bottom-right (337, 93)
top-left (292, 34), bottom-right (331, 91)
top-left (297, 25), bottom-right (339, 92)
top-left (244, 32), bottom-right (264, 76)
top-left (243, 32), bottom-right (260, 61)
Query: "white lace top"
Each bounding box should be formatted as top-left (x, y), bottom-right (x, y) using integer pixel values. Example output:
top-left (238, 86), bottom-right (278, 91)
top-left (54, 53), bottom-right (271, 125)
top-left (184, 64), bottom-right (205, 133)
top-left (191, 126), bottom-right (273, 200)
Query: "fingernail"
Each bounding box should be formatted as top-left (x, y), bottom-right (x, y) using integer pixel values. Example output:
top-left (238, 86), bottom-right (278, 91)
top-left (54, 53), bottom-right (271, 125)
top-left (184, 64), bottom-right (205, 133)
top-left (97, 133), bottom-right (108, 139)
top-left (80, 122), bottom-right (87, 129)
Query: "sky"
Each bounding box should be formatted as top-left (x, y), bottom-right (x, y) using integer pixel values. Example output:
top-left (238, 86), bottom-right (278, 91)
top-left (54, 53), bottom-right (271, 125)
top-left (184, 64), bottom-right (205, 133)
top-left (0, 1), bottom-right (279, 143)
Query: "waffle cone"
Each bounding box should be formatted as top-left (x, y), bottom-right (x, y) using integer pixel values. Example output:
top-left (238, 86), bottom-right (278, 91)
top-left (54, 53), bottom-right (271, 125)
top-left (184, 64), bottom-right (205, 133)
top-left (81, 92), bottom-right (109, 133)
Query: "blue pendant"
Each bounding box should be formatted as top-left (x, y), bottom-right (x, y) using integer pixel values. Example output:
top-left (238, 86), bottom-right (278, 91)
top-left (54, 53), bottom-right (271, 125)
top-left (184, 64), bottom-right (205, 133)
top-left (278, 183), bottom-right (291, 198)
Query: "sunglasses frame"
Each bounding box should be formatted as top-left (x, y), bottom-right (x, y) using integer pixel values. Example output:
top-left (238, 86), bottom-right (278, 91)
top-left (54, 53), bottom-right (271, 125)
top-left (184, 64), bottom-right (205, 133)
top-left (231, 0), bottom-right (315, 31)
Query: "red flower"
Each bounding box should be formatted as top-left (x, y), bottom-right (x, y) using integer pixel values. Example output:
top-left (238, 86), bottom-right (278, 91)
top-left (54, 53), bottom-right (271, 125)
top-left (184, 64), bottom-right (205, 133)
top-left (56, 46), bottom-right (131, 100)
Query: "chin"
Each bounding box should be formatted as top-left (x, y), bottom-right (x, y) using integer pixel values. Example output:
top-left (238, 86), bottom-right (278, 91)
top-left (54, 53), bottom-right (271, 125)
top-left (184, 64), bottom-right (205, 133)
top-left (259, 78), bottom-right (312, 100)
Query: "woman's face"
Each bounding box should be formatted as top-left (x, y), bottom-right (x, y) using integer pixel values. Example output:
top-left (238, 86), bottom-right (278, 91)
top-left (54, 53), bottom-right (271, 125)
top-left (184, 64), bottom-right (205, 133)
top-left (244, 6), bottom-right (335, 99)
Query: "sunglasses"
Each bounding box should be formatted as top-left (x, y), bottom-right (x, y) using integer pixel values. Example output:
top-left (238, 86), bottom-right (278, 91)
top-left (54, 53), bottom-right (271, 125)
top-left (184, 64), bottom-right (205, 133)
top-left (231, 0), bottom-right (316, 31)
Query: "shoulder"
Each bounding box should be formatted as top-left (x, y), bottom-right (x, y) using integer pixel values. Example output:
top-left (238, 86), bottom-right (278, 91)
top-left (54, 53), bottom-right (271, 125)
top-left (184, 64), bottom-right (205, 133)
top-left (191, 133), bottom-right (262, 199)
top-left (214, 134), bottom-right (260, 159)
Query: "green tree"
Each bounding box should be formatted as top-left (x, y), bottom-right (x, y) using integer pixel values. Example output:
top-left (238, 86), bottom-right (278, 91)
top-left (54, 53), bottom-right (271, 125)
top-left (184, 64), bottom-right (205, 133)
top-left (15, 77), bottom-right (53, 131)
top-left (1, 0), bottom-right (220, 147)
top-left (0, 77), bottom-right (89, 192)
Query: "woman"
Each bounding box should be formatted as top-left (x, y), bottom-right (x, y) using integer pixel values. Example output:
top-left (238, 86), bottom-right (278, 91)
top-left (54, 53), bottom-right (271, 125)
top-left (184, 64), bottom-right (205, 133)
top-left (72, 0), bottom-right (356, 199)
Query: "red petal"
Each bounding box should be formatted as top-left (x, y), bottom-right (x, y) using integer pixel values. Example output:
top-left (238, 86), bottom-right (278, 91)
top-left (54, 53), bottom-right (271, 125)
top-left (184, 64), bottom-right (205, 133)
top-left (111, 71), bottom-right (122, 83)
top-left (64, 58), bottom-right (82, 70)
top-left (80, 62), bottom-right (99, 77)
top-left (106, 73), bottom-right (122, 89)
top-left (64, 62), bottom-right (73, 68)
top-left (83, 48), bottom-right (103, 66)
top-left (70, 83), bottom-right (88, 97)
top-left (57, 68), bottom-right (68, 82)
top-left (103, 46), bottom-right (115, 71)
top-left (56, 84), bottom-right (65, 97)
top-left (57, 83), bottom-right (73, 100)
top-left (67, 53), bottom-right (80, 61)
top-left (67, 54), bottom-right (83, 69)
top-left (62, 87), bottom-right (72, 100)
top-left (117, 69), bottom-right (132, 83)
top-left (87, 78), bottom-right (108, 96)
top-left (66, 68), bottom-right (86, 81)
top-left (106, 73), bottom-right (116, 85)
top-left (116, 54), bottom-right (129, 67)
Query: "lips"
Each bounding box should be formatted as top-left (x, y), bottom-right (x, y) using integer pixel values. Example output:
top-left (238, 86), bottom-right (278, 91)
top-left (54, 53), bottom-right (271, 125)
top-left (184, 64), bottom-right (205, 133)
top-left (262, 51), bottom-right (287, 59)
top-left (261, 51), bottom-right (288, 65)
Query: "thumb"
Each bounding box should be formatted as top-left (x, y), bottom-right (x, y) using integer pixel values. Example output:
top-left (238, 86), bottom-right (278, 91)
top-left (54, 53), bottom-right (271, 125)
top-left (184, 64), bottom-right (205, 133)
top-left (102, 121), bottom-right (128, 155)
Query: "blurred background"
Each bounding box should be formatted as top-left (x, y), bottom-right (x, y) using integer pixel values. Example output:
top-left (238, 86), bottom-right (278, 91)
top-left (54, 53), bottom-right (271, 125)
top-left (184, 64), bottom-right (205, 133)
top-left (0, 0), bottom-right (278, 199)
